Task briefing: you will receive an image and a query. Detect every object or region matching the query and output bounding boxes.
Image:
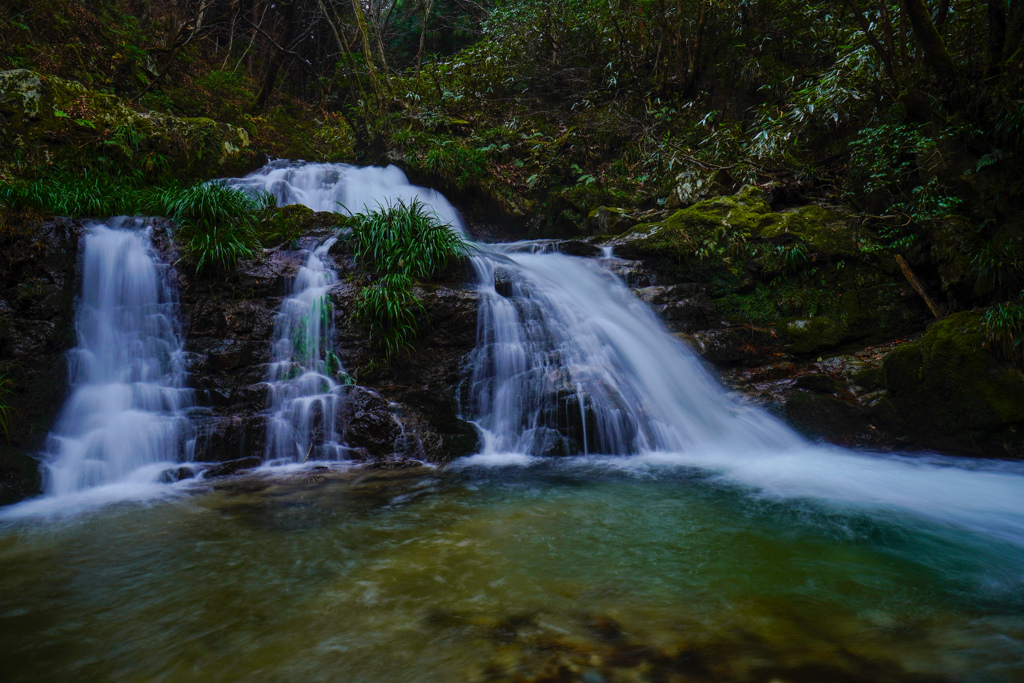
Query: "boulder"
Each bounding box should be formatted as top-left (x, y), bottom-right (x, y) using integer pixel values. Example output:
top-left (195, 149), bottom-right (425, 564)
top-left (881, 311), bottom-right (1024, 455)
top-left (666, 166), bottom-right (735, 209)
top-left (586, 207), bottom-right (637, 236)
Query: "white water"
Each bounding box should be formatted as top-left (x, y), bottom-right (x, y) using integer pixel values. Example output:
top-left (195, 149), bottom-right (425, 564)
top-left (223, 159), bottom-right (463, 226)
top-left (263, 237), bottom-right (350, 462)
top-left (3, 219), bottom-right (194, 517)
top-left (220, 161), bottom-right (1024, 545)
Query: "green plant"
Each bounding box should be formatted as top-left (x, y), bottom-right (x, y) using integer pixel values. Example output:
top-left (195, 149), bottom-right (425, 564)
top-left (347, 199), bottom-right (468, 362)
top-left (157, 182), bottom-right (274, 273)
top-left (347, 198), bottom-right (467, 278)
top-left (982, 300), bottom-right (1024, 370)
top-left (353, 273), bottom-right (425, 362)
top-left (421, 137), bottom-right (489, 190)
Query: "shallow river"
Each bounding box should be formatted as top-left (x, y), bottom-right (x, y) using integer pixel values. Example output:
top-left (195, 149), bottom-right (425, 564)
top-left (3, 457), bottom-right (1023, 682)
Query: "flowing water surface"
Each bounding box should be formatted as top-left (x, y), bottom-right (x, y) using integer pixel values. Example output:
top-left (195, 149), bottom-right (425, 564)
top-left (2, 462), bottom-right (1024, 682)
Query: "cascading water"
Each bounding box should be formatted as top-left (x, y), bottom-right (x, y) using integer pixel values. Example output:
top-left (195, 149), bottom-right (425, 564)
top-left (263, 237), bottom-right (350, 462)
top-left (224, 159), bottom-right (463, 226)
top-left (225, 161), bottom-right (466, 463)
top-left (465, 244), bottom-right (798, 456)
top-left (41, 218), bottom-right (193, 499)
top-left (225, 161), bottom-right (1024, 543)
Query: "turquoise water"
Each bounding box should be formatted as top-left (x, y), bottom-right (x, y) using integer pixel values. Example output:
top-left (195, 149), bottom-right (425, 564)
top-left (2, 459), bottom-right (1023, 682)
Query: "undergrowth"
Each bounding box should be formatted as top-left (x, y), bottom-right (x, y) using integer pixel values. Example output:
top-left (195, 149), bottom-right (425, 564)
top-left (0, 173), bottom-right (272, 273)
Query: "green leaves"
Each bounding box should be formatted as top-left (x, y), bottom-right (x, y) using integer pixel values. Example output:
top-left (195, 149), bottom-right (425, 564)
top-left (154, 182), bottom-right (274, 274)
top-left (347, 199), bottom-right (468, 363)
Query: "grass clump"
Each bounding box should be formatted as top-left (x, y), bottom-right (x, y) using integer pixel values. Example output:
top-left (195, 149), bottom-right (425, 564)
top-left (0, 172), bottom-right (147, 217)
top-left (157, 182), bottom-right (274, 273)
top-left (982, 300), bottom-right (1024, 371)
top-left (347, 199), bottom-right (468, 362)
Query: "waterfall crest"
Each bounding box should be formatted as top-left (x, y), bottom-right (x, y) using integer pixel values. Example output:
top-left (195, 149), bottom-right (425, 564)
top-left (42, 219), bottom-right (192, 497)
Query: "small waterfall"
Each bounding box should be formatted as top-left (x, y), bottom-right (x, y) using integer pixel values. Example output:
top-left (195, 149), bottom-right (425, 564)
top-left (224, 160), bottom-right (464, 228)
top-left (465, 244), bottom-right (799, 456)
top-left (42, 219), bottom-right (192, 496)
top-left (264, 237), bottom-right (349, 463)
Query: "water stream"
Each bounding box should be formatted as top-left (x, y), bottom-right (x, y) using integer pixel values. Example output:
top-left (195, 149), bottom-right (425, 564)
top-left (263, 236), bottom-right (349, 463)
top-left (1, 164), bottom-right (1023, 680)
top-left (17, 218), bottom-right (193, 514)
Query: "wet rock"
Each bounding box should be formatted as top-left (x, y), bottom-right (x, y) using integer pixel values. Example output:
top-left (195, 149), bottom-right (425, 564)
top-left (493, 266), bottom-right (516, 297)
top-left (794, 373), bottom-right (846, 394)
top-left (342, 387), bottom-right (403, 458)
top-left (203, 456), bottom-right (263, 479)
top-left (586, 206), bottom-right (637, 236)
top-left (556, 239), bottom-right (602, 258)
top-left (0, 213), bottom-right (81, 504)
top-left (687, 326), bottom-right (780, 366)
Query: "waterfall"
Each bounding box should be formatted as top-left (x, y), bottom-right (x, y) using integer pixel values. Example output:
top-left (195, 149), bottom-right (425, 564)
top-left (41, 219), bottom-right (192, 497)
top-left (465, 244), bottom-right (799, 456)
top-left (220, 161), bottom-right (1024, 543)
top-left (223, 159), bottom-right (464, 228)
top-left (263, 237), bottom-right (349, 462)
top-left (225, 161), bottom-right (466, 463)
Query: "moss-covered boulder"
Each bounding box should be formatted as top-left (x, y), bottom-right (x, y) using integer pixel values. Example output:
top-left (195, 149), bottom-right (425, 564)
top-left (586, 206), bottom-right (636, 236)
top-left (779, 316), bottom-right (850, 354)
top-left (0, 69), bottom-right (257, 180)
top-left (881, 311), bottom-right (1024, 455)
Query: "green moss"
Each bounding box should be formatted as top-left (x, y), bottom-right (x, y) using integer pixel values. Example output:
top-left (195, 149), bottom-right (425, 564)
top-left (254, 205), bottom-right (348, 247)
top-left (761, 205), bottom-right (862, 256)
top-left (882, 311), bottom-right (1024, 442)
top-left (779, 316), bottom-right (850, 354)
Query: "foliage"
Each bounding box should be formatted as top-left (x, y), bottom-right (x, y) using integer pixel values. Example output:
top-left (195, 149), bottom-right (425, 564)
top-left (353, 273), bottom-right (425, 362)
top-left (156, 182), bottom-right (274, 273)
top-left (0, 172), bottom-right (151, 217)
top-left (348, 198), bottom-right (467, 279)
top-left (347, 199), bottom-right (468, 362)
top-left (982, 301), bottom-right (1024, 371)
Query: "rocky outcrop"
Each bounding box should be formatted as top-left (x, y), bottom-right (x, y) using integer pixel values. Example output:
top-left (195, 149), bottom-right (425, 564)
top-left (0, 69), bottom-right (257, 179)
top-left (176, 211), bottom-right (480, 468)
top-left (0, 211), bottom-right (82, 504)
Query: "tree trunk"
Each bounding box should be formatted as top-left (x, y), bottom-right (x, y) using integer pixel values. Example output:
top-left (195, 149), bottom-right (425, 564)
top-left (900, 0), bottom-right (958, 95)
top-left (254, 0), bottom-right (302, 110)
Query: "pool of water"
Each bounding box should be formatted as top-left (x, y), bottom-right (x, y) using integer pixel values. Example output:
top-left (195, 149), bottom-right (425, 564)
top-left (2, 458), bottom-right (1023, 682)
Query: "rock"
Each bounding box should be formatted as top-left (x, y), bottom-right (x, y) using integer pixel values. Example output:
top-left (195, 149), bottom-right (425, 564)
top-left (494, 266), bottom-right (516, 297)
top-left (556, 239), bottom-right (602, 258)
top-left (687, 326), bottom-right (780, 366)
top-left (342, 387), bottom-right (404, 457)
top-left (666, 166), bottom-right (734, 209)
top-left (586, 207), bottom-right (637, 236)
top-left (881, 311), bottom-right (1024, 455)
top-left (203, 456), bottom-right (263, 479)
top-left (0, 69), bottom-right (256, 179)
top-left (794, 373), bottom-right (845, 394)
top-left (0, 213), bottom-right (82, 504)
top-left (779, 316), bottom-right (849, 354)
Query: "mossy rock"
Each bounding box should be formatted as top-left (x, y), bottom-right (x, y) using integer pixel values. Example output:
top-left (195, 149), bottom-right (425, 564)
top-left (881, 311), bottom-right (1024, 453)
top-left (586, 206), bottom-right (636, 236)
top-left (0, 69), bottom-right (257, 180)
top-left (255, 205), bottom-right (347, 248)
top-left (761, 205), bottom-right (862, 256)
top-left (779, 316), bottom-right (850, 354)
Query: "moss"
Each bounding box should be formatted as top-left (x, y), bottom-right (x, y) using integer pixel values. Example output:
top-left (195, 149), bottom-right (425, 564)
top-left (254, 205), bottom-right (348, 248)
top-left (0, 69), bottom-right (257, 181)
top-left (779, 316), bottom-right (849, 354)
top-left (881, 311), bottom-right (1024, 448)
top-left (761, 205), bottom-right (862, 256)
